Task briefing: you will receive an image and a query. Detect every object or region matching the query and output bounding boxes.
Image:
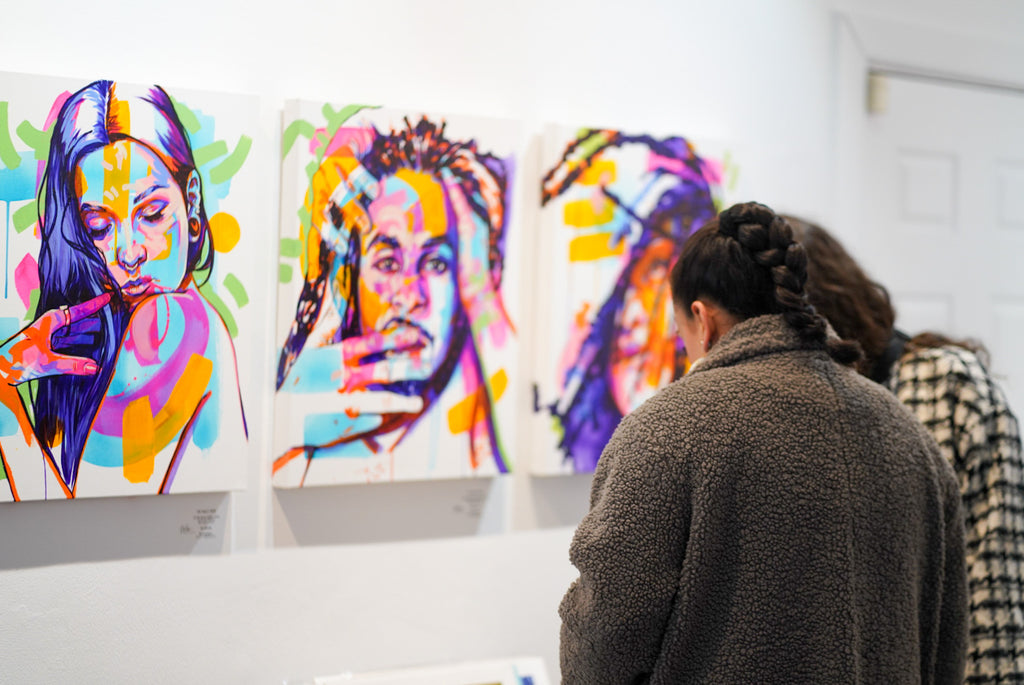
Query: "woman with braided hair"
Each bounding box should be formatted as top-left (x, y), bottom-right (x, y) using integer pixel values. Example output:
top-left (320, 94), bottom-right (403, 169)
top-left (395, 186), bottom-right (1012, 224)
top-left (560, 201), bottom-right (968, 684)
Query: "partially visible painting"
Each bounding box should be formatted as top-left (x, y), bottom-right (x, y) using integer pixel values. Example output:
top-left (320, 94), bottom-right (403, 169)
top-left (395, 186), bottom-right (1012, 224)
top-left (313, 657), bottom-right (549, 685)
top-left (531, 127), bottom-right (729, 474)
top-left (274, 102), bottom-right (520, 486)
top-left (0, 72), bottom-right (260, 500)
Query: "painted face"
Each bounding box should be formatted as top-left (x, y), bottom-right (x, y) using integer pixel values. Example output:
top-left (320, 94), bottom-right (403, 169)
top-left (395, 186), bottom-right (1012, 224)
top-left (76, 140), bottom-right (192, 305)
top-left (609, 239), bottom-right (676, 415)
top-left (357, 170), bottom-right (458, 383)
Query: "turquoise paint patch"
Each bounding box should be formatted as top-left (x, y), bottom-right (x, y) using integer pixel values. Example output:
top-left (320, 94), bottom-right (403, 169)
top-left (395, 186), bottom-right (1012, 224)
top-left (303, 412), bottom-right (380, 453)
top-left (192, 345), bottom-right (219, 450)
top-left (82, 431), bottom-right (121, 467)
top-left (285, 347), bottom-right (342, 393)
top-left (0, 405), bottom-right (18, 437)
top-left (0, 316), bottom-right (22, 339)
top-left (0, 152), bottom-right (38, 201)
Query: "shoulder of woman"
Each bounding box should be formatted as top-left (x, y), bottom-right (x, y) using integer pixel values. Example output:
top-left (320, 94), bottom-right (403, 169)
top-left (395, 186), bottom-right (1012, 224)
top-left (124, 290), bottom-right (225, 354)
top-left (895, 343), bottom-right (982, 385)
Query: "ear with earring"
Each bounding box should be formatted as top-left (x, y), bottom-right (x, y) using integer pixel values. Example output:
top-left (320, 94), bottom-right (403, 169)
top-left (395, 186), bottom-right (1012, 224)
top-left (188, 214), bottom-right (200, 243)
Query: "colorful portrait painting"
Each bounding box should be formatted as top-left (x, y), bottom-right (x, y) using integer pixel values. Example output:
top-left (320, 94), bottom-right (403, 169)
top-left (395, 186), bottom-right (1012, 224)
top-left (274, 102), bottom-right (519, 486)
top-left (531, 127), bottom-right (728, 474)
top-left (0, 73), bottom-right (260, 500)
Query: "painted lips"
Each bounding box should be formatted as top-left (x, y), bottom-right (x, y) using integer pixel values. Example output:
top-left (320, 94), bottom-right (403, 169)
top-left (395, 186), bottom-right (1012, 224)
top-left (121, 276), bottom-right (154, 298)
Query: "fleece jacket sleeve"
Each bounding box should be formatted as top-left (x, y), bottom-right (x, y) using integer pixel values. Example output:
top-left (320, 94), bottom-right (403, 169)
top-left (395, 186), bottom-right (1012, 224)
top-left (933, 468), bottom-right (969, 685)
top-left (559, 410), bottom-right (690, 685)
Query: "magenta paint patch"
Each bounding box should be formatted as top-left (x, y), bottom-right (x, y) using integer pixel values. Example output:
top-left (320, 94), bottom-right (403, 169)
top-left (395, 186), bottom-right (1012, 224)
top-left (14, 253), bottom-right (38, 310)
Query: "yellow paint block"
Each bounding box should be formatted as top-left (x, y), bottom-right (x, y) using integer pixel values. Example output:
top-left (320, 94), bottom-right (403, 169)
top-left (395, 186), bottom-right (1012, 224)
top-left (447, 369), bottom-right (508, 435)
top-left (568, 232), bottom-right (624, 262)
top-left (579, 159), bottom-right (616, 186)
top-left (562, 197), bottom-right (615, 228)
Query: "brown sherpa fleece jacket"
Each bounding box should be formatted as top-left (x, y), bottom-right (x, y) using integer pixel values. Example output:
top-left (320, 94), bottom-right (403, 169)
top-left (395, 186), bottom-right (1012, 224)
top-left (560, 314), bottom-right (967, 684)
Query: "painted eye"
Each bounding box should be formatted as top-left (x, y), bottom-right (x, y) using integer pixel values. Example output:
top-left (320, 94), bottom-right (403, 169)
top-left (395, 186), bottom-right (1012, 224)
top-left (423, 256), bottom-right (450, 274)
top-left (374, 256), bottom-right (400, 273)
top-left (82, 212), bottom-right (113, 241)
top-left (137, 200), bottom-right (168, 223)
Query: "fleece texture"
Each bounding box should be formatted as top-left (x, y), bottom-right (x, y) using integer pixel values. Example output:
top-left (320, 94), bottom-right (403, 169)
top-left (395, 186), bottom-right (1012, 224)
top-left (560, 314), bottom-right (968, 685)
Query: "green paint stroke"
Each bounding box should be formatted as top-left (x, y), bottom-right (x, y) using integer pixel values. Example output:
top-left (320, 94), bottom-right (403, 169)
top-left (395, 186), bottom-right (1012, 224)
top-left (16, 121), bottom-right (51, 161)
top-left (209, 135), bottom-right (252, 185)
top-left (17, 382), bottom-right (34, 425)
top-left (296, 206), bottom-right (312, 234)
top-left (171, 96), bottom-right (201, 135)
top-left (576, 130), bottom-right (613, 161)
top-left (279, 263), bottom-right (293, 283)
top-left (279, 237), bottom-right (303, 259)
top-left (222, 273), bottom-right (249, 308)
top-left (199, 284), bottom-right (238, 338)
top-left (23, 288), bottom-right (39, 322)
top-left (281, 119), bottom-right (315, 159)
top-left (13, 202), bottom-right (36, 233)
top-left (0, 103), bottom-right (21, 169)
top-left (194, 140), bottom-right (229, 168)
top-left (313, 103), bottom-right (377, 163)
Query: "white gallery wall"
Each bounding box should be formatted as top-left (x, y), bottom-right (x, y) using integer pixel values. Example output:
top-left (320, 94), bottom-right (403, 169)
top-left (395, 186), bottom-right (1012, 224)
top-left (0, 0), bottom-right (1021, 682)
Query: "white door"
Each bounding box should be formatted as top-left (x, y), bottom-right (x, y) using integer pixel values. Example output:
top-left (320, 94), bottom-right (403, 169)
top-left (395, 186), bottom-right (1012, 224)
top-left (857, 74), bottom-right (1024, 415)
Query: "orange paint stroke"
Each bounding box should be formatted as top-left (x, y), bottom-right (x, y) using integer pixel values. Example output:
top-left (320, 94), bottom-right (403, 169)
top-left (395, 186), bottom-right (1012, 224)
top-left (121, 353), bottom-right (213, 484)
top-left (447, 369), bottom-right (508, 435)
top-left (0, 445), bottom-right (20, 501)
top-left (568, 232), bottom-right (625, 262)
top-left (273, 447), bottom-right (308, 476)
top-left (123, 395), bottom-right (156, 483)
top-left (563, 197), bottom-right (615, 228)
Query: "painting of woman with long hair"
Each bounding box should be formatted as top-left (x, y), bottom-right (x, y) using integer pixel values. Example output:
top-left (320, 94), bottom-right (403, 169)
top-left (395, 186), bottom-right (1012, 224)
top-left (535, 129), bottom-right (722, 473)
top-left (0, 79), bottom-right (248, 500)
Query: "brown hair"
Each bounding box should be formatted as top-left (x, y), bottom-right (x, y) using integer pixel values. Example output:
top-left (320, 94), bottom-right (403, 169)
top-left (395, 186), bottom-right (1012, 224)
top-left (671, 202), bottom-right (860, 365)
top-left (786, 216), bottom-right (985, 374)
top-left (785, 217), bottom-right (893, 376)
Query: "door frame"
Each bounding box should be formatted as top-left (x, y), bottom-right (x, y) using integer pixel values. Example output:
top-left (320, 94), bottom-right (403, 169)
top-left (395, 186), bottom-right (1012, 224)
top-left (829, 9), bottom-right (1024, 247)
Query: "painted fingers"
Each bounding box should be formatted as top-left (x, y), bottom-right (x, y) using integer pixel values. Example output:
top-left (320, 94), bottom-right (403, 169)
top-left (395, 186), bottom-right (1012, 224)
top-left (0, 293), bottom-right (112, 384)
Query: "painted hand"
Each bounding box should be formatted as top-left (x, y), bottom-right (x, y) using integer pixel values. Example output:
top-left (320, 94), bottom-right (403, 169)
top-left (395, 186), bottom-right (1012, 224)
top-left (282, 327), bottom-right (426, 448)
top-left (0, 293), bottom-right (111, 385)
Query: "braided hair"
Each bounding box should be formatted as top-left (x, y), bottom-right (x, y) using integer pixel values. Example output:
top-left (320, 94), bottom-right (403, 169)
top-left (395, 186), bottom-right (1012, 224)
top-left (670, 201), bottom-right (861, 364)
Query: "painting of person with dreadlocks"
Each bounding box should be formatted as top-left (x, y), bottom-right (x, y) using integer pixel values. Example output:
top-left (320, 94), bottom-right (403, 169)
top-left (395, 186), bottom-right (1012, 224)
top-left (273, 107), bottom-right (517, 486)
top-left (533, 128), bottom-right (724, 473)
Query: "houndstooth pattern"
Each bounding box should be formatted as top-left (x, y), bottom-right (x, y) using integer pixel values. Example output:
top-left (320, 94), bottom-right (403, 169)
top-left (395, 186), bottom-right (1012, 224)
top-left (888, 345), bottom-right (1024, 684)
